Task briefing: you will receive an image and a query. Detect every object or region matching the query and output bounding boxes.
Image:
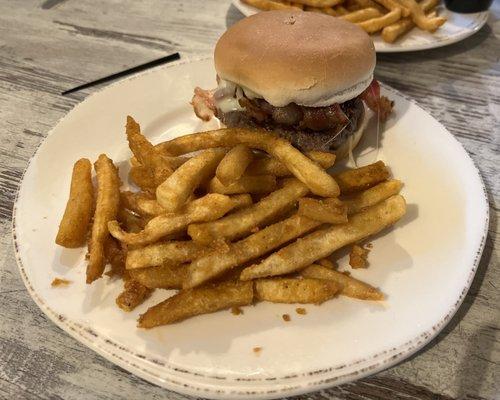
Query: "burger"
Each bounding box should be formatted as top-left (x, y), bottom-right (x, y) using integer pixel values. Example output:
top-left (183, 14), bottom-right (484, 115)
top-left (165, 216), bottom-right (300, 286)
top-left (191, 10), bottom-right (393, 158)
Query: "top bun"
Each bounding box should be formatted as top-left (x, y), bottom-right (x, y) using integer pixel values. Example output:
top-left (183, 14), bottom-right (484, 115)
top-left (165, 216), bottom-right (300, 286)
top-left (215, 11), bottom-right (376, 107)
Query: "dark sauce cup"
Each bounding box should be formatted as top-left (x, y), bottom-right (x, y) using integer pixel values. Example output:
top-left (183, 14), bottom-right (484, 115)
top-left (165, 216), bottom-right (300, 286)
top-left (444, 0), bottom-right (493, 13)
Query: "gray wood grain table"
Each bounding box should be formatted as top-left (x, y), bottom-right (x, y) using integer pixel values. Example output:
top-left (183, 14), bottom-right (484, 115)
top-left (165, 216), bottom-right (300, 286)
top-left (0, 1), bottom-right (498, 399)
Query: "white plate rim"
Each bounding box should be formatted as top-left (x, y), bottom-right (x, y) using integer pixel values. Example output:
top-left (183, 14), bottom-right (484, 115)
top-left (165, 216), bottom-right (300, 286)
top-left (12, 56), bottom-right (490, 399)
top-left (230, 0), bottom-right (489, 53)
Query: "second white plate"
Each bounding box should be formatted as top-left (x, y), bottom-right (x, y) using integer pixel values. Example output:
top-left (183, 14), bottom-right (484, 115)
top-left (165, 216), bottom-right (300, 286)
top-left (231, 0), bottom-right (489, 53)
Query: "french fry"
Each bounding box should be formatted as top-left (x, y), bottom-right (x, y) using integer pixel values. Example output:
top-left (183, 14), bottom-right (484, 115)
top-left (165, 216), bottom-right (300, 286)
top-left (108, 194), bottom-right (235, 246)
top-left (241, 0), bottom-right (301, 10)
top-left (126, 116), bottom-right (173, 187)
top-left (209, 175), bottom-right (276, 195)
top-left (352, 0), bottom-right (385, 11)
top-left (292, 0), bottom-right (344, 6)
top-left (357, 8), bottom-right (402, 34)
top-left (255, 278), bottom-right (340, 304)
top-left (297, 197), bottom-right (348, 224)
top-left (184, 214), bottom-right (322, 288)
top-left (396, 0), bottom-right (446, 31)
top-left (126, 241), bottom-right (202, 269)
top-left (135, 198), bottom-right (167, 216)
top-left (216, 145), bottom-right (254, 186)
top-left (156, 148), bottom-right (227, 213)
top-left (341, 7), bottom-right (382, 23)
top-left (373, 0), bottom-right (410, 16)
top-left (129, 163), bottom-right (156, 192)
top-left (138, 281), bottom-right (254, 328)
top-left (240, 195), bottom-right (406, 280)
top-left (120, 190), bottom-right (154, 215)
top-left (318, 6), bottom-right (338, 15)
top-left (334, 5), bottom-right (349, 14)
top-left (335, 160), bottom-right (390, 194)
top-left (188, 178), bottom-right (309, 245)
top-left (104, 238), bottom-right (126, 277)
top-left (116, 280), bottom-right (152, 311)
top-left (117, 208), bottom-right (145, 233)
top-left (86, 154), bottom-right (121, 284)
top-left (156, 128), bottom-right (340, 197)
top-left (56, 159), bottom-right (94, 248)
top-left (247, 151), bottom-right (335, 177)
top-left (129, 264), bottom-right (186, 289)
top-left (229, 194), bottom-right (253, 211)
top-left (301, 264), bottom-right (384, 300)
top-left (342, 179), bottom-right (403, 214)
top-left (382, 0), bottom-right (440, 42)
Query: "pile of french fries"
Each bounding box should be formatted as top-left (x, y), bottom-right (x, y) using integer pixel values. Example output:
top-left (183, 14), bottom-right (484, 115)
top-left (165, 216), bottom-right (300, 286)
top-left (242, 0), bottom-right (446, 43)
top-left (55, 116), bottom-right (407, 329)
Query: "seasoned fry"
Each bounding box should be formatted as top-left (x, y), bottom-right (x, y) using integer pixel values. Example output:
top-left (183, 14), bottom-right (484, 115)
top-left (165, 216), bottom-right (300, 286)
top-left (357, 8), bottom-right (402, 34)
top-left (242, 0), bottom-right (301, 10)
top-left (318, 258), bottom-right (336, 269)
top-left (156, 148), bottom-right (227, 213)
top-left (108, 193), bottom-right (235, 246)
top-left (349, 244), bottom-right (369, 268)
top-left (297, 197), bottom-right (348, 224)
top-left (209, 175), bottom-right (276, 195)
top-left (335, 161), bottom-right (390, 194)
top-left (240, 195), bottom-right (406, 280)
top-left (352, 0), bottom-right (385, 10)
top-left (373, 0), bottom-right (409, 16)
top-left (188, 178), bottom-right (309, 245)
top-left (334, 5), bottom-right (349, 14)
top-left (382, 0), bottom-right (440, 42)
top-left (156, 129), bottom-right (340, 197)
top-left (216, 145), bottom-right (254, 186)
top-left (126, 241), bottom-right (202, 269)
top-left (129, 163), bottom-right (156, 192)
top-left (229, 194), bottom-right (253, 211)
top-left (86, 155), bottom-right (120, 284)
top-left (56, 159), bottom-right (94, 248)
top-left (136, 198), bottom-right (167, 216)
top-left (138, 281), bottom-right (254, 328)
top-left (293, 0), bottom-right (343, 6)
top-left (396, 0), bottom-right (445, 31)
top-left (185, 214), bottom-right (322, 288)
top-left (341, 7), bottom-right (382, 23)
top-left (126, 116), bottom-right (173, 186)
top-left (104, 238), bottom-right (126, 277)
top-left (255, 278), bottom-right (340, 304)
top-left (129, 264), bottom-right (186, 289)
top-left (343, 179), bottom-right (403, 214)
top-left (117, 208), bottom-right (145, 233)
top-left (301, 264), bottom-right (384, 300)
top-left (116, 279), bottom-right (152, 311)
top-left (247, 151), bottom-right (335, 177)
top-left (120, 190), bottom-right (154, 215)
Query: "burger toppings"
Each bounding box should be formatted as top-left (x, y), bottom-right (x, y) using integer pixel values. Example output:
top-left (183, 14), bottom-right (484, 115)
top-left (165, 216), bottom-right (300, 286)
top-left (191, 78), bottom-right (393, 152)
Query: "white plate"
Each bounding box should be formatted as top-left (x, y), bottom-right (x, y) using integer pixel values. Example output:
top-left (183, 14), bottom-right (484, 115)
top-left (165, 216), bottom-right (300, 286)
top-left (231, 0), bottom-right (489, 53)
top-left (13, 58), bottom-right (488, 399)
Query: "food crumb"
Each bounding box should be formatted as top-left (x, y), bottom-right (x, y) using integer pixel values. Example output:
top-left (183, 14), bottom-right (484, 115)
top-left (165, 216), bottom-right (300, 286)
top-left (295, 307), bottom-right (307, 315)
top-left (253, 346), bottom-right (262, 355)
top-left (349, 244), bottom-right (369, 269)
top-left (365, 242), bottom-right (373, 249)
top-left (250, 226), bottom-right (260, 233)
top-left (51, 278), bottom-right (71, 287)
top-left (231, 306), bottom-right (243, 315)
top-left (282, 314), bottom-right (291, 322)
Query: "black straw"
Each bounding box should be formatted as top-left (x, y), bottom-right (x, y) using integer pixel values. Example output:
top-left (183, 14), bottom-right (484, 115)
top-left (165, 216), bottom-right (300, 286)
top-left (62, 52), bottom-right (181, 95)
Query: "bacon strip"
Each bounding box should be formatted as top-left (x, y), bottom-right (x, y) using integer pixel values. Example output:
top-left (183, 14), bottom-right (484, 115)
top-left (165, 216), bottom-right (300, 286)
top-left (360, 79), bottom-right (394, 121)
top-left (191, 87), bottom-right (216, 121)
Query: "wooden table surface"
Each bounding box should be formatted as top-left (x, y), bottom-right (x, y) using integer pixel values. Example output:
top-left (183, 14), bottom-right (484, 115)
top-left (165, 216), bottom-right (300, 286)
top-left (0, 1), bottom-right (498, 399)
